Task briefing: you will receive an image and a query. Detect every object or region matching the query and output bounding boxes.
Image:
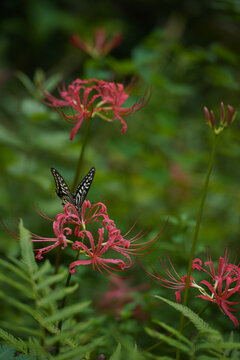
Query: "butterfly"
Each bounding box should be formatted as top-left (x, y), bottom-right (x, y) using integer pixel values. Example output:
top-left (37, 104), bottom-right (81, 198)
top-left (51, 167), bottom-right (95, 212)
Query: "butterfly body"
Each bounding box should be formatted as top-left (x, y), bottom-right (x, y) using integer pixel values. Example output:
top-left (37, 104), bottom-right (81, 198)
top-left (51, 167), bottom-right (95, 212)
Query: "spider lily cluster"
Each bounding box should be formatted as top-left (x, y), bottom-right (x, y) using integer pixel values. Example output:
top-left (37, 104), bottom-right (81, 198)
top-left (43, 78), bottom-right (150, 140)
top-left (7, 200), bottom-right (160, 275)
top-left (145, 249), bottom-right (240, 326)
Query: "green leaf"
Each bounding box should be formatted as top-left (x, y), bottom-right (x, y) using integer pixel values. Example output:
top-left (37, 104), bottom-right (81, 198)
top-left (15, 71), bottom-right (35, 95)
top-left (19, 220), bottom-right (38, 275)
top-left (21, 99), bottom-right (48, 121)
top-left (38, 283), bottom-right (78, 307)
top-left (27, 337), bottom-right (52, 359)
top-left (197, 341), bottom-right (240, 352)
top-left (0, 345), bottom-right (15, 360)
top-left (33, 260), bottom-right (51, 280)
top-left (0, 273), bottom-right (33, 299)
top-left (0, 291), bottom-right (36, 318)
top-left (45, 319), bottom-right (94, 347)
top-left (16, 355), bottom-right (36, 360)
top-left (152, 319), bottom-right (191, 345)
top-left (145, 327), bottom-right (189, 354)
top-left (54, 336), bottom-right (105, 360)
top-left (154, 295), bottom-right (222, 342)
top-left (42, 301), bottom-right (91, 325)
top-left (0, 321), bottom-right (42, 338)
top-left (0, 328), bottom-right (27, 354)
top-left (109, 343), bottom-right (121, 360)
top-left (145, 353), bottom-right (175, 360)
top-left (0, 259), bottom-right (31, 284)
top-left (36, 270), bottom-right (67, 290)
top-left (44, 73), bottom-right (62, 92)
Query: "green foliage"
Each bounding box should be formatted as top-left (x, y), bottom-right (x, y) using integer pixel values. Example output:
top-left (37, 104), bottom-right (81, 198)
top-left (144, 296), bottom-right (240, 359)
top-left (154, 296), bottom-right (222, 342)
top-left (0, 221), bottom-right (104, 358)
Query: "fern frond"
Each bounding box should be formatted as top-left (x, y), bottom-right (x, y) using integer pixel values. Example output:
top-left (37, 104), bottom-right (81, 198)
top-left (196, 356), bottom-right (225, 360)
top-left (154, 295), bottom-right (222, 342)
top-left (7, 256), bottom-right (30, 274)
top-left (145, 353), bottom-right (175, 360)
top-left (19, 220), bottom-right (38, 276)
top-left (27, 337), bottom-right (53, 360)
top-left (45, 319), bottom-right (95, 347)
top-left (16, 354), bottom-right (36, 360)
top-left (33, 260), bottom-right (52, 281)
top-left (0, 328), bottom-right (27, 354)
top-left (197, 341), bottom-right (240, 352)
top-left (38, 283), bottom-right (78, 307)
top-left (37, 271), bottom-right (67, 291)
top-left (0, 344), bottom-right (15, 360)
top-left (42, 301), bottom-right (90, 326)
top-left (0, 259), bottom-right (31, 284)
top-left (109, 343), bottom-right (121, 360)
top-left (0, 291), bottom-right (36, 318)
top-left (145, 327), bottom-right (189, 354)
top-left (33, 313), bottom-right (58, 335)
top-left (0, 273), bottom-right (33, 299)
top-left (0, 321), bottom-right (41, 338)
top-left (152, 319), bottom-right (191, 346)
top-left (54, 336), bottom-right (105, 360)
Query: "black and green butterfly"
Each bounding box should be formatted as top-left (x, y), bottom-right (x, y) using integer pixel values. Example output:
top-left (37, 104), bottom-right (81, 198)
top-left (51, 167), bottom-right (95, 212)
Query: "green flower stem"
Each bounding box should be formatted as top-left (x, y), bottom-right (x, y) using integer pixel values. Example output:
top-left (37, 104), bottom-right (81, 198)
top-left (56, 250), bottom-right (81, 354)
top-left (71, 117), bottom-right (93, 192)
top-left (176, 133), bottom-right (218, 360)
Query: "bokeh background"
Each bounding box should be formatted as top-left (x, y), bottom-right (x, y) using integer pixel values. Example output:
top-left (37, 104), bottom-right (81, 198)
top-left (1, 0), bottom-right (240, 354)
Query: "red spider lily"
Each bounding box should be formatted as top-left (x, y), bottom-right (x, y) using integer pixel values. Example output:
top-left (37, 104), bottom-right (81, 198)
top-left (70, 28), bottom-right (123, 58)
top-left (33, 201), bottom-right (112, 260)
top-left (43, 78), bottom-right (150, 139)
top-left (197, 277), bottom-right (240, 327)
top-left (2, 201), bottom-right (110, 261)
top-left (192, 247), bottom-right (240, 283)
top-left (97, 80), bottom-right (151, 133)
top-left (69, 228), bottom-right (130, 275)
top-left (58, 201), bottom-right (108, 231)
top-left (143, 256), bottom-right (196, 302)
top-left (43, 79), bottom-right (103, 140)
top-left (193, 249), bottom-right (240, 326)
top-left (1, 217), bottom-right (71, 260)
top-left (69, 219), bottom-right (165, 275)
top-left (145, 247), bottom-right (240, 326)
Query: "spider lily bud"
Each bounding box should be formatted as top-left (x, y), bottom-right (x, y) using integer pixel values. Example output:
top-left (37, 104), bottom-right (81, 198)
top-left (204, 102), bottom-right (236, 135)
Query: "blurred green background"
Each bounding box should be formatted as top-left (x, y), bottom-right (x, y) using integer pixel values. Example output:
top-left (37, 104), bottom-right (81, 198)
top-left (1, 0), bottom-right (240, 352)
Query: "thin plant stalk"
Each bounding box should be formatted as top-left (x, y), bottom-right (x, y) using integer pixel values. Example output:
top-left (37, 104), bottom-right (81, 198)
top-left (51, 245), bottom-right (63, 290)
top-left (176, 134), bottom-right (218, 360)
top-left (72, 117), bottom-right (93, 191)
top-left (56, 250), bottom-right (81, 354)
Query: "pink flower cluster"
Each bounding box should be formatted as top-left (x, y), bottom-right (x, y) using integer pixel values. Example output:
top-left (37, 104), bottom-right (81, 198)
top-left (8, 201), bottom-right (160, 275)
top-left (145, 249), bottom-right (240, 326)
top-left (43, 78), bottom-right (150, 140)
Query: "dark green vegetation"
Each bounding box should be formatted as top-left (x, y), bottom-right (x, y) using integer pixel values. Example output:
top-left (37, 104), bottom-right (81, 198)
top-left (1, 0), bottom-right (240, 359)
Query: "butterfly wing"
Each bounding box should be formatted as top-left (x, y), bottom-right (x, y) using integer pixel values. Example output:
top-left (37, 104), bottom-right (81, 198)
top-left (74, 167), bottom-right (95, 211)
top-left (51, 168), bottom-right (75, 207)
